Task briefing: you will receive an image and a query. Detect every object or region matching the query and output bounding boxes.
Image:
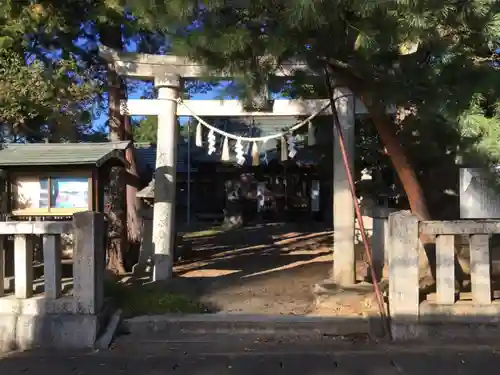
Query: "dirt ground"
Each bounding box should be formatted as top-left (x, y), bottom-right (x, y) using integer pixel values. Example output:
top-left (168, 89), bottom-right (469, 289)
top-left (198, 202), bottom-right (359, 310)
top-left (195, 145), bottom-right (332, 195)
top-left (175, 222), bottom-right (372, 316)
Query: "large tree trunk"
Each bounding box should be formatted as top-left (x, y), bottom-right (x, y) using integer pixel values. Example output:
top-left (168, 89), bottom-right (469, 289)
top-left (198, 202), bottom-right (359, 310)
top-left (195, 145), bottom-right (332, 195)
top-left (326, 62), bottom-right (460, 289)
top-left (325, 63), bottom-right (430, 217)
top-left (358, 94), bottom-right (436, 285)
top-left (124, 116), bottom-right (142, 269)
top-left (105, 166), bottom-right (127, 275)
top-left (325, 63), bottom-right (432, 220)
top-left (101, 25), bottom-right (127, 275)
top-left (359, 98), bottom-right (430, 220)
top-left (124, 116), bottom-right (141, 243)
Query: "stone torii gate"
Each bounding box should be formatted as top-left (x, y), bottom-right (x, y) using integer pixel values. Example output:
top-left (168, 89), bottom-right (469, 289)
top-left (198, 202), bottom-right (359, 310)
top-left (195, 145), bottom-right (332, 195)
top-left (100, 46), bottom-right (365, 285)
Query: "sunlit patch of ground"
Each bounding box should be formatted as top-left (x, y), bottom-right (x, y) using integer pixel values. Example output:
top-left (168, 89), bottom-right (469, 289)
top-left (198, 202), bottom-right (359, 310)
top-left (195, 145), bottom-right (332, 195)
top-left (174, 222), bottom-right (377, 318)
top-left (175, 223), bottom-right (338, 315)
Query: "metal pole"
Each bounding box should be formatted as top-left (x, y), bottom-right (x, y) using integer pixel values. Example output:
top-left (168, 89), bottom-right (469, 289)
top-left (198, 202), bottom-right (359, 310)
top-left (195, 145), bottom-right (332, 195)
top-left (187, 121), bottom-right (191, 225)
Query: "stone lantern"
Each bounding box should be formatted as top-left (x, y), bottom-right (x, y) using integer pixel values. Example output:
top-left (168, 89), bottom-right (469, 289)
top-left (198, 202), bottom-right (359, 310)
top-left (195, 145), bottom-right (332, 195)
top-left (133, 179), bottom-right (189, 274)
top-left (134, 179), bottom-right (155, 273)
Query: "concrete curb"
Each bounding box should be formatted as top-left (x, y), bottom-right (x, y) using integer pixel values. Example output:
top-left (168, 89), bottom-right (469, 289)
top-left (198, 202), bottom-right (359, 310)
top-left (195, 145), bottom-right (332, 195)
top-left (95, 309), bottom-right (123, 349)
top-left (124, 314), bottom-right (375, 337)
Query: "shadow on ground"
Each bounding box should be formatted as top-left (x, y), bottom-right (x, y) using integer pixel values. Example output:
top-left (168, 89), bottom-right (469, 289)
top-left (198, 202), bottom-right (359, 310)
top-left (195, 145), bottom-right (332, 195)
top-left (111, 220), bottom-right (370, 317)
top-left (2, 328), bottom-right (500, 375)
top-left (166, 221), bottom-right (367, 315)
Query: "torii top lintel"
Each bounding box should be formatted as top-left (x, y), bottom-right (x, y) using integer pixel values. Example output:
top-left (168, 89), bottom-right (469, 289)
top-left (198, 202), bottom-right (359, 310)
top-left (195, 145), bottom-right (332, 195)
top-left (99, 45), bottom-right (313, 80)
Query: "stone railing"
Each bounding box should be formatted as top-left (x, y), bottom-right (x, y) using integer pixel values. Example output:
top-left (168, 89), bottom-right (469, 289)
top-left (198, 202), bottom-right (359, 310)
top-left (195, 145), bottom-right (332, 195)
top-left (389, 210), bottom-right (500, 340)
top-left (0, 212), bottom-right (106, 351)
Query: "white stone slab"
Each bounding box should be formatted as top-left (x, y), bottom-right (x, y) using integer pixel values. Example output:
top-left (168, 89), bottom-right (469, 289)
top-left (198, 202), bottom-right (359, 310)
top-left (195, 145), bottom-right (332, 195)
top-left (122, 98), bottom-right (396, 117)
top-left (460, 167), bottom-right (500, 219)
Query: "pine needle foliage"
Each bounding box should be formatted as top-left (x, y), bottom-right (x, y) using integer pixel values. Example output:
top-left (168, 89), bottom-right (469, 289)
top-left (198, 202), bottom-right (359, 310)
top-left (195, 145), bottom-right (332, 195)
top-left (127, 0), bottom-right (500, 165)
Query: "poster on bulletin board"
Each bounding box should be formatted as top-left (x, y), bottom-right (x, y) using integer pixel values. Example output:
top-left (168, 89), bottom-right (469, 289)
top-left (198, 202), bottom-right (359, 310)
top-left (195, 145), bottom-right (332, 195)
top-left (53, 178), bottom-right (88, 208)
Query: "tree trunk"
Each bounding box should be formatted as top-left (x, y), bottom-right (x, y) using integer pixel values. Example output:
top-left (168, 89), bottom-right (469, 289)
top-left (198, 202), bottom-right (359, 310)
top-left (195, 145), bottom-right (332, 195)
top-left (359, 97), bottom-right (430, 220)
top-left (101, 25), bottom-right (127, 275)
top-left (358, 94), bottom-right (436, 285)
top-left (325, 62), bottom-right (448, 287)
top-left (124, 116), bottom-right (141, 243)
top-left (104, 166), bottom-right (127, 275)
top-left (124, 116), bottom-right (142, 269)
top-left (325, 63), bottom-right (431, 220)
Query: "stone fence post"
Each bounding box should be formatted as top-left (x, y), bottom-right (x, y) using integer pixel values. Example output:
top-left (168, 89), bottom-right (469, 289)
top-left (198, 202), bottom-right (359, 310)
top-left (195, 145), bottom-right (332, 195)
top-left (72, 212), bottom-right (105, 314)
top-left (371, 206), bottom-right (397, 281)
top-left (388, 211), bottom-right (420, 340)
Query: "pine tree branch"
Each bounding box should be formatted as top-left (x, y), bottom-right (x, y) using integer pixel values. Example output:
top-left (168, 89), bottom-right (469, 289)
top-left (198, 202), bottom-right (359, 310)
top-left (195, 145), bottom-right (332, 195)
top-left (318, 57), bottom-right (356, 75)
top-left (319, 57), bottom-right (365, 97)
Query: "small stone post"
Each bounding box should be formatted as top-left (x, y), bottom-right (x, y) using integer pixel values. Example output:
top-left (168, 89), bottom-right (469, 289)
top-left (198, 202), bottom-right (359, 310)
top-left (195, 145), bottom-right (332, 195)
top-left (470, 234), bottom-right (492, 304)
top-left (152, 74), bottom-right (180, 281)
top-left (72, 212), bottom-right (105, 314)
top-left (0, 237), bottom-right (4, 297)
top-left (371, 206), bottom-right (395, 281)
top-left (332, 88), bottom-right (356, 286)
top-left (42, 234), bottom-right (62, 299)
top-left (14, 235), bottom-right (34, 299)
top-left (388, 211), bottom-right (420, 340)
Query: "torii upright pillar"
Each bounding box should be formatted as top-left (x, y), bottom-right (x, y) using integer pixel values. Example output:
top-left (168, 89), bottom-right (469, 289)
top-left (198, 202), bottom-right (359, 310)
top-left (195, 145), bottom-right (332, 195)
top-left (152, 74), bottom-right (181, 281)
top-left (332, 88), bottom-right (356, 286)
top-left (119, 75), bottom-right (181, 281)
top-left (99, 46), bottom-right (181, 281)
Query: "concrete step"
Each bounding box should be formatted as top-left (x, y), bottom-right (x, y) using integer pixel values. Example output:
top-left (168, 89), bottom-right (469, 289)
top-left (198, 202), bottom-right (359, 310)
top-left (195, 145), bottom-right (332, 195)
top-left (112, 329), bottom-right (375, 356)
top-left (122, 313), bottom-right (374, 339)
